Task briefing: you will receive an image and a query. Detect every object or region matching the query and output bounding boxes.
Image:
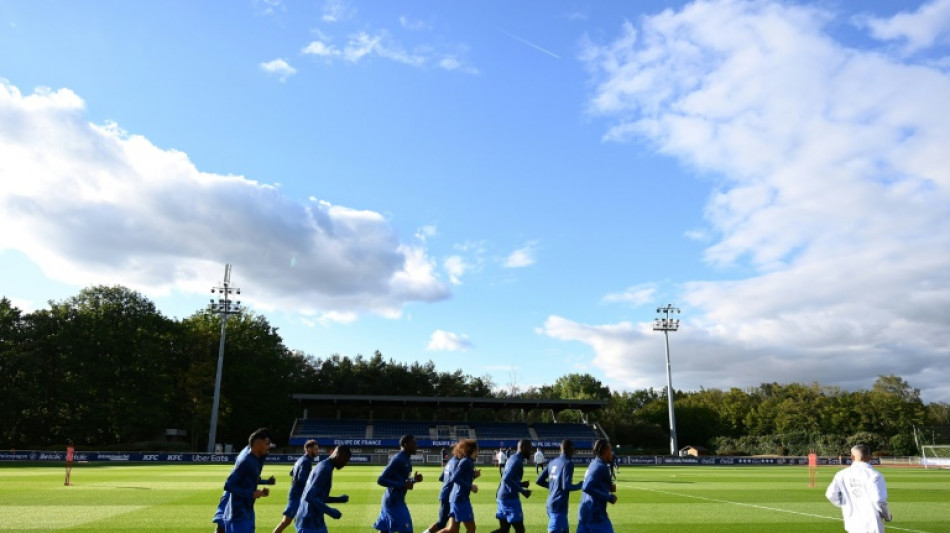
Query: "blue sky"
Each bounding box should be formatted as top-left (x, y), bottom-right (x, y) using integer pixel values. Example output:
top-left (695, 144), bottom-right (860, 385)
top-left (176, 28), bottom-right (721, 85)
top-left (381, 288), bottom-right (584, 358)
top-left (2, 0), bottom-right (949, 402)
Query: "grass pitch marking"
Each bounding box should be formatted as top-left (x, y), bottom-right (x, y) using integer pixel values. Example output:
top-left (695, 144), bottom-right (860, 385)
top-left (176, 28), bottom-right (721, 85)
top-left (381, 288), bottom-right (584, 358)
top-left (621, 482), bottom-right (935, 533)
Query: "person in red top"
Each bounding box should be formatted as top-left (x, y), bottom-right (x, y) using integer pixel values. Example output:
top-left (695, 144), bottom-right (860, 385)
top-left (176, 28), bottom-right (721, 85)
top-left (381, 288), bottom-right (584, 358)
top-left (65, 439), bottom-right (75, 486)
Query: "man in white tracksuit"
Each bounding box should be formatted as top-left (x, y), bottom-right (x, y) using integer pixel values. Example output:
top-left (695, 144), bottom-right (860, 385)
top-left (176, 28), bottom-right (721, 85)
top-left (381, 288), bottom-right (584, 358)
top-left (825, 444), bottom-right (892, 533)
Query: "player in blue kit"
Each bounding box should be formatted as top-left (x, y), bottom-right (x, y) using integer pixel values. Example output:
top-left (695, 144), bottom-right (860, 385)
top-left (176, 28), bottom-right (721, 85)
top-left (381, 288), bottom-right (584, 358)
top-left (490, 439), bottom-right (533, 533)
top-left (439, 439), bottom-right (481, 533)
top-left (576, 439), bottom-right (618, 533)
top-left (213, 431), bottom-right (277, 533)
top-left (535, 439), bottom-right (583, 533)
top-left (375, 434), bottom-right (424, 533)
top-left (219, 428), bottom-right (274, 533)
top-left (295, 445), bottom-right (352, 533)
top-left (427, 441), bottom-right (461, 533)
top-left (272, 439), bottom-right (320, 533)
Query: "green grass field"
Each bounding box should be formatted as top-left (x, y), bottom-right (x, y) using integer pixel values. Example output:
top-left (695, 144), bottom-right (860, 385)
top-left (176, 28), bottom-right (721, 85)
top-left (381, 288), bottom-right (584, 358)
top-left (1, 463), bottom-right (947, 532)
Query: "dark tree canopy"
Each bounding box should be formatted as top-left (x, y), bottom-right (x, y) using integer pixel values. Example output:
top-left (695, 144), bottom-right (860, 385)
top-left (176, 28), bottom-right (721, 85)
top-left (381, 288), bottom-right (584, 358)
top-left (0, 287), bottom-right (944, 455)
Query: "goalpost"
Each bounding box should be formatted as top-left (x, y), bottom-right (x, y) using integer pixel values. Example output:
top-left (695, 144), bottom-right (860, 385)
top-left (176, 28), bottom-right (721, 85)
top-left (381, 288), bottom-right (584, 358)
top-left (920, 445), bottom-right (950, 469)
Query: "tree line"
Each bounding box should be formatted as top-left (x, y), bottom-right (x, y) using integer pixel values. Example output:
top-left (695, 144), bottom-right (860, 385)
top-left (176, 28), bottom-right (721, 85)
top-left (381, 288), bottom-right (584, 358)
top-left (1, 286), bottom-right (947, 455)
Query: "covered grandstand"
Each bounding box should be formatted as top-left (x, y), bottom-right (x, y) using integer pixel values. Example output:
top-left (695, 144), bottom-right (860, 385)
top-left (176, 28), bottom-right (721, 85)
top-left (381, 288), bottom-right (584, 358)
top-left (288, 394), bottom-right (609, 465)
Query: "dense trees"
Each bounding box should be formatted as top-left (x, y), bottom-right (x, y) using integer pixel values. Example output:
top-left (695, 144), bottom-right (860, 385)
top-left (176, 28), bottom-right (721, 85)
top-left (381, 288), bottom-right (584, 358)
top-left (0, 287), bottom-right (493, 448)
top-left (0, 286), bottom-right (946, 455)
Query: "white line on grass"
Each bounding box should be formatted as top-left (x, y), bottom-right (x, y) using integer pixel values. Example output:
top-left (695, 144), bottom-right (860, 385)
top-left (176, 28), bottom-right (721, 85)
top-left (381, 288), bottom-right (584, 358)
top-left (622, 483), bottom-right (934, 533)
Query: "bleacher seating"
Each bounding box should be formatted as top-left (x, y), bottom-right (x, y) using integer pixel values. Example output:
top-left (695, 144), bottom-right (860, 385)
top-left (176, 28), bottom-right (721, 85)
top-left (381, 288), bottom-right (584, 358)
top-left (293, 418), bottom-right (598, 444)
top-left (295, 419), bottom-right (366, 439)
top-left (532, 423), bottom-right (598, 440)
top-left (371, 420), bottom-right (432, 439)
top-left (471, 422), bottom-right (532, 440)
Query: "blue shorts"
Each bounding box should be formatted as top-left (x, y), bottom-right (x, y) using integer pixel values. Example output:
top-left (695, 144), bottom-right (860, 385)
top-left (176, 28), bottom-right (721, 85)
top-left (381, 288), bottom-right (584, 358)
top-left (212, 492), bottom-right (228, 524)
top-left (224, 519), bottom-right (254, 533)
top-left (450, 501), bottom-right (474, 523)
top-left (374, 504), bottom-right (414, 532)
top-left (576, 521), bottom-right (614, 533)
top-left (495, 498), bottom-right (524, 523)
top-left (434, 499), bottom-right (450, 528)
top-left (282, 496), bottom-right (301, 518)
top-left (547, 510), bottom-right (569, 533)
top-left (297, 527), bottom-right (328, 533)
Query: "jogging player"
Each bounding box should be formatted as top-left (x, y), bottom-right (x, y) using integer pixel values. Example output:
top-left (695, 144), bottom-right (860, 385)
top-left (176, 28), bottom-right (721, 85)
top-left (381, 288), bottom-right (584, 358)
top-left (220, 428), bottom-right (275, 533)
top-left (535, 439), bottom-right (583, 533)
top-left (490, 439), bottom-right (533, 533)
top-left (273, 439), bottom-right (320, 533)
top-left (295, 446), bottom-right (352, 533)
top-left (374, 434), bottom-right (424, 533)
top-left (427, 441), bottom-right (461, 533)
top-left (576, 439), bottom-right (617, 533)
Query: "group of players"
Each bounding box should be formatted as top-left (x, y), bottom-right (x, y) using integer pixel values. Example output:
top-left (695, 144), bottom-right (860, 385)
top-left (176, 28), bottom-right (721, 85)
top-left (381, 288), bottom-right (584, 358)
top-left (212, 428), bottom-right (618, 533)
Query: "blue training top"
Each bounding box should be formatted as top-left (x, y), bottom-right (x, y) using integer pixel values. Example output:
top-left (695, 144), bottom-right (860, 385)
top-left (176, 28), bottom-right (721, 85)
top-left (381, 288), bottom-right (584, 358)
top-left (223, 450), bottom-right (264, 523)
top-left (536, 453), bottom-right (583, 514)
top-left (449, 457), bottom-right (476, 504)
top-left (288, 452), bottom-right (316, 503)
top-left (438, 456), bottom-right (461, 502)
top-left (578, 456), bottom-right (613, 524)
top-left (496, 452), bottom-right (529, 501)
top-left (377, 450), bottom-right (415, 507)
top-left (295, 458), bottom-right (347, 530)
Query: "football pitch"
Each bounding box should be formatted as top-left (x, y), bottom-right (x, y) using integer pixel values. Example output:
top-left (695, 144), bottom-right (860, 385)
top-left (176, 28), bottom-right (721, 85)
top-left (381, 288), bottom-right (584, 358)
top-left (1, 463), bottom-right (948, 532)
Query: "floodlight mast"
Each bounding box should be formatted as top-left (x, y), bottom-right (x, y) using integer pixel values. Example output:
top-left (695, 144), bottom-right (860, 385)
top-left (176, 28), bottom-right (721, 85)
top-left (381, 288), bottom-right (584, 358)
top-left (653, 304), bottom-right (681, 456)
top-left (207, 264), bottom-right (242, 453)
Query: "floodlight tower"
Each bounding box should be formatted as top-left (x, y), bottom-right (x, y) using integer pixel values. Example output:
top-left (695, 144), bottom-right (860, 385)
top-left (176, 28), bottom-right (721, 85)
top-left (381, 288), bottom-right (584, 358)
top-left (207, 264), bottom-right (242, 453)
top-left (653, 304), bottom-right (681, 456)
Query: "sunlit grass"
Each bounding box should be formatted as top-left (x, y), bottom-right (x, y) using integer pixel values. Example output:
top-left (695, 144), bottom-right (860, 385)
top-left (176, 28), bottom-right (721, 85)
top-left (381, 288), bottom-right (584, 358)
top-left (1, 463), bottom-right (947, 532)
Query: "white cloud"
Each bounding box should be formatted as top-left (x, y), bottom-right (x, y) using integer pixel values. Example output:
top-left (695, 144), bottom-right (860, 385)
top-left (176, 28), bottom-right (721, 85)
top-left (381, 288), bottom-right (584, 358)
top-left (0, 80), bottom-right (449, 319)
top-left (321, 0), bottom-right (354, 23)
top-left (444, 255), bottom-right (467, 285)
top-left (254, 0), bottom-right (284, 15)
top-left (503, 242), bottom-right (538, 268)
top-left (416, 225), bottom-right (437, 241)
top-left (315, 310), bottom-right (358, 326)
top-left (437, 56), bottom-right (480, 74)
top-left (572, 0), bottom-right (950, 402)
top-left (602, 283), bottom-right (657, 306)
top-left (426, 329), bottom-right (473, 351)
top-left (304, 26), bottom-right (477, 73)
top-left (259, 58), bottom-right (296, 81)
top-left (343, 31), bottom-right (425, 67)
top-left (856, 0), bottom-right (950, 54)
top-left (302, 41), bottom-right (341, 58)
top-left (399, 15), bottom-right (430, 31)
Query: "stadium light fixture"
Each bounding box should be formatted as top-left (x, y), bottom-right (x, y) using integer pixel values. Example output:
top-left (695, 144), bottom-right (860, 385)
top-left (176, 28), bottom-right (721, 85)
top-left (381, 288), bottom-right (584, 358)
top-left (653, 304), bottom-right (681, 456)
top-left (207, 263), bottom-right (242, 453)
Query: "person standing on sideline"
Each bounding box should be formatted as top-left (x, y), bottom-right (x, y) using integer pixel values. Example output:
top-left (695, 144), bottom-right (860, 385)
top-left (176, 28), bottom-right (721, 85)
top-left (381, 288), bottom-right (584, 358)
top-left (221, 428), bottom-right (274, 533)
top-left (609, 450), bottom-right (619, 481)
top-left (273, 439), bottom-right (320, 533)
top-left (496, 448), bottom-right (508, 476)
top-left (295, 446), bottom-right (352, 533)
top-left (441, 447), bottom-right (449, 468)
top-left (826, 444), bottom-right (892, 533)
top-left (576, 439), bottom-right (617, 533)
top-left (64, 439), bottom-right (75, 486)
top-left (438, 439), bottom-right (481, 533)
top-left (534, 447), bottom-right (547, 475)
top-left (490, 439), bottom-right (533, 533)
top-left (535, 439), bottom-right (583, 533)
top-left (428, 441), bottom-right (462, 533)
top-left (374, 434), bottom-right (424, 533)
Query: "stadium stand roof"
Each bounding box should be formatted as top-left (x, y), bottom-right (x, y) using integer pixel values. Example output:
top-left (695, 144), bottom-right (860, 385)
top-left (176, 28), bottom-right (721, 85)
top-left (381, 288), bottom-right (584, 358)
top-left (292, 393), bottom-right (607, 414)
